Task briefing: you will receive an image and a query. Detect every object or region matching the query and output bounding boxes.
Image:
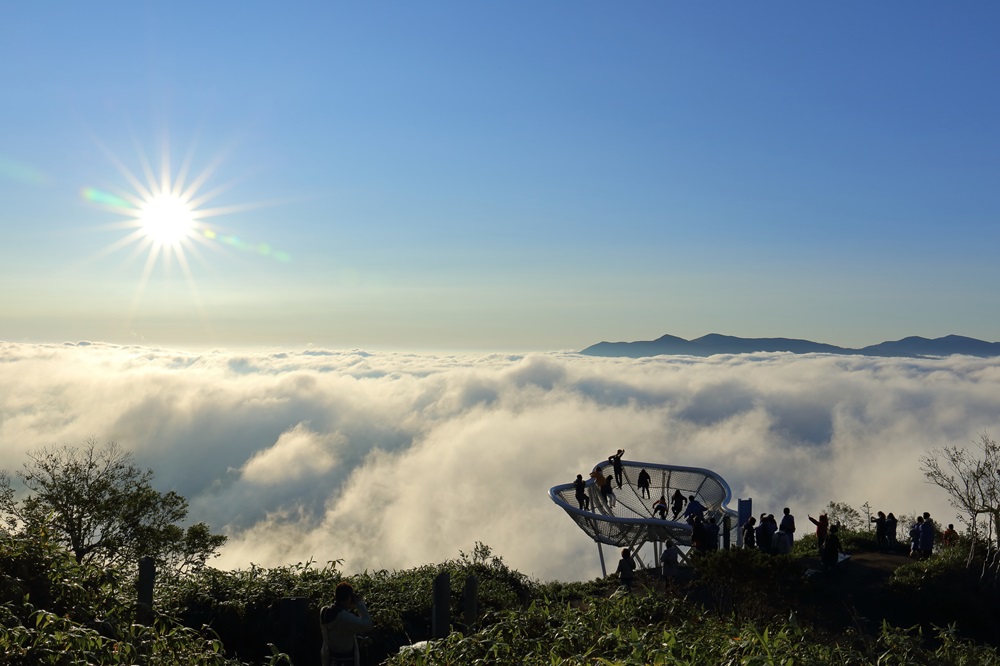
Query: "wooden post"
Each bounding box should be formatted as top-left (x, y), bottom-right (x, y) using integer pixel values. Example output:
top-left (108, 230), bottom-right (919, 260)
top-left (276, 597), bottom-right (309, 665)
top-left (136, 557), bottom-right (155, 625)
top-left (463, 575), bottom-right (478, 631)
top-left (432, 571), bottom-right (450, 638)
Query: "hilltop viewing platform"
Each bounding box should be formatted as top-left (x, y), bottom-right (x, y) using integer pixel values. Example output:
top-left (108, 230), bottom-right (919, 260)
top-left (549, 459), bottom-right (741, 574)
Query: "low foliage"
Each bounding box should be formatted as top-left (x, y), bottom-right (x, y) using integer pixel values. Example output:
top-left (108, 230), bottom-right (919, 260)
top-left (5, 494), bottom-right (1000, 665)
top-left (0, 528), bottom-right (254, 665)
top-left (690, 547), bottom-right (803, 623)
top-left (384, 593), bottom-right (1000, 665)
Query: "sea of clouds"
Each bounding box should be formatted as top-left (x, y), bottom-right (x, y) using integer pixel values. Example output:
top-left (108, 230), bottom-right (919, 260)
top-left (1, 341), bottom-right (998, 582)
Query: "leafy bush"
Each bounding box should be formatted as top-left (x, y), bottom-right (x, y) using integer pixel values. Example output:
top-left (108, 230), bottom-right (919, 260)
top-left (690, 547), bottom-right (804, 623)
top-left (152, 542), bottom-right (537, 664)
top-left (383, 592), bottom-right (1000, 665)
top-left (0, 530), bottom-right (255, 665)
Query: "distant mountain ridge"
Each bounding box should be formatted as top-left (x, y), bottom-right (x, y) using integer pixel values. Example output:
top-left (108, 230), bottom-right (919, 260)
top-left (579, 334), bottom-right (1000, 359)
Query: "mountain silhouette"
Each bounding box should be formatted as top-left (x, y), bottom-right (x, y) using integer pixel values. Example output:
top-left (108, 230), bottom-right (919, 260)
top-left (580, 334), bottom-right (1000, 359)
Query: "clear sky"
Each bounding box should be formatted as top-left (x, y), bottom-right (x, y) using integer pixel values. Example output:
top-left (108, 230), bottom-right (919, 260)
top-left (2, 2), bottom-right (998, 352)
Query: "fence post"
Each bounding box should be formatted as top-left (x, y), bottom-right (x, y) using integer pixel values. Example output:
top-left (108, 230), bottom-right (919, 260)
top-left (463, 575), bottom-right (479, 631)
top-left (432, 571), bottom-right (451, 639)
top-left (137, 557), bottom-right (155, 625)
top-left (276, 597), bottom-right (309, 665)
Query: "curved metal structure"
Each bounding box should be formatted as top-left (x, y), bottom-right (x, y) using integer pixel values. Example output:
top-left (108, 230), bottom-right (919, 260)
top-left (549, 460), bottom-right (739, 558)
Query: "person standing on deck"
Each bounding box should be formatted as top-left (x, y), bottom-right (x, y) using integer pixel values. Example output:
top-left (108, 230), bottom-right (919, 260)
top-left (609, 449), bottom-right (625, 489)
top-left (573, 474), bottom-right (590, 511)
top-left (637, 468), bottom-right (651, 498)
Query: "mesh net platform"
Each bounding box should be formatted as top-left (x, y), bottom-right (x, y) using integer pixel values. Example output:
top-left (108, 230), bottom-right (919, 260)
top-left (549, 460), bottom-right (739, 554)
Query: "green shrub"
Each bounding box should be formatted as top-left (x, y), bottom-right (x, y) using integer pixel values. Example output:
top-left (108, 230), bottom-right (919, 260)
top-left (691, 547), bottom-right (804, 623)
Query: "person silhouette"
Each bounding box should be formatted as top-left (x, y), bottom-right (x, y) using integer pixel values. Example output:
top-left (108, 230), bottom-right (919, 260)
top-left (573, 474), bottom-right (590, 511)
top-left (660, 539), bottom-right (681, 587)
top-left (320, 581), bottom-right (372, 666)
top-left (822, 524), bottom-right (842, 572)
top-left (742, 516), bottom-right (757, 550)
top-left (609, 449), bottom-right (625, 488)
top-left (637, 468), bottom-right (651, 499)
top-left (670, 490), bottom-right (687, 520)
top-left (683, 495), bottom-right (706, 522)
top-left (808, 513), bottom-right (828, 557)
top-left (652, 495), bottom-right (668, 520)
top-left (603, 473), bottom-right (617, 509)
top-left (615, 547), bottom-right (635, 590)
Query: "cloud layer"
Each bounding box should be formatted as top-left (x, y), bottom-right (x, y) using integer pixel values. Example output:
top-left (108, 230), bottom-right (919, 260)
top-left (1, 341), bottom-right (998, 582)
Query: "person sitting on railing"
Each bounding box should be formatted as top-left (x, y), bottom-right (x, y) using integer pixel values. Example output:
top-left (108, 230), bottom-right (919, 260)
top-left (590, 465), bottom-right (607, 497)
top-left (602, 473), bottom-right (617, 509)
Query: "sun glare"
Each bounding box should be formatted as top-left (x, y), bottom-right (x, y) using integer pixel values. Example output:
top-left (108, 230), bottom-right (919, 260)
top-left (138, 192), bottom-right (195, 247)
top-left (82, 134), bottom-right (291, 328)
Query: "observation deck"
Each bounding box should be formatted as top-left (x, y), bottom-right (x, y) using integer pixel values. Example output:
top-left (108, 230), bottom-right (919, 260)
top-left (549, 459), bottom-right (741, 574)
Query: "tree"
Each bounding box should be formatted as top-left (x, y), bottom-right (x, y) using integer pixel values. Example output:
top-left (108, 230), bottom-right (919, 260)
top-left (824, 500), bottom-right (864, 532)
top-left (920, 432), bottom-right (1000, 568)
top-left (0, 439), bottom-right (225, 571)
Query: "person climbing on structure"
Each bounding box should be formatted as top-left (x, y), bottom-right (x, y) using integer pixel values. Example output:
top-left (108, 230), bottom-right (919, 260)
top-left (683, 495), bottom-right (707, 523)
top-left (670, 489), bottom-right (687, 520)
top-left (652, 495), bottom-right (668, 520)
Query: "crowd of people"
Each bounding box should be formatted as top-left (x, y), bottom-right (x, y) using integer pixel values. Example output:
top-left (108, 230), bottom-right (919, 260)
top-left (739, 507), bottom-right (798, 556)
top-left (741, 507), bottom-right (956, 574)
top-left (572, 453), bottom-right (959, 591)
top-left (860, 509), bottom-right (953, 560)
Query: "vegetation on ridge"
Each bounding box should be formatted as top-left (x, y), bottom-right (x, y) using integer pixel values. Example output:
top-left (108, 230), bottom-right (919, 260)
top-left (3, 436), bottom-right (1000, 663)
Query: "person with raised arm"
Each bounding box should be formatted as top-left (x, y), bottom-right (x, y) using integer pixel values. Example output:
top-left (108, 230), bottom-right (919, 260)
top-left (609, 449), bottom-right (626, 489)
top-left (807, 513), bottom-right (829, 557)
top-left (320, 581), bottom-right (373, 666)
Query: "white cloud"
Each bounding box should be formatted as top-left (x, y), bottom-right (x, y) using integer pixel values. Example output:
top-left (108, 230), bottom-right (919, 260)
top-left (241, 424), bottom-right (342, 485)
top-left (1, 341), bottom-right (998, 582)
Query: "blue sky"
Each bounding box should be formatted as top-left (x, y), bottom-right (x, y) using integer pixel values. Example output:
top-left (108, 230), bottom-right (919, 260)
top-left (2, 2), bottom-right (998, 351)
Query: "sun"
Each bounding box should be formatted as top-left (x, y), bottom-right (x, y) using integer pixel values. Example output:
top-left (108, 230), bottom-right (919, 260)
top-left (137, 192), bottom-right (196, 247)
top-left (82, 134), bottom-right (290, 327)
